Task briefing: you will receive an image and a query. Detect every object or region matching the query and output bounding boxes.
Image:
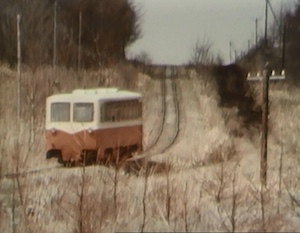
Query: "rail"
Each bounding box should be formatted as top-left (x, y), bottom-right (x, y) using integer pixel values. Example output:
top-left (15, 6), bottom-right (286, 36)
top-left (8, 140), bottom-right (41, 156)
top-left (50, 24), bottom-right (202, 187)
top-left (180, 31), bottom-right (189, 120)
top-left (1, 66), bottom-right (181, 178)
top-left (127, 66), bottom-right (180, 162)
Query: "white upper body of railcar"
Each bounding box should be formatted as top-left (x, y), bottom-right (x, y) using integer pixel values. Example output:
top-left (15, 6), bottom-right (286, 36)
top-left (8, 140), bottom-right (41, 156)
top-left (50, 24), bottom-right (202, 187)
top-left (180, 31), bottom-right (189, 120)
top-left (46, 88), bottom-right (143, 134)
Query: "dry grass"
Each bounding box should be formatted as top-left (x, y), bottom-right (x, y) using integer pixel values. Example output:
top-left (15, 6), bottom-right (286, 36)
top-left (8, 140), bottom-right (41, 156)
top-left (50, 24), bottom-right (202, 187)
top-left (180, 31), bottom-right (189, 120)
top-left (0, 63), bottom-right (300, 232)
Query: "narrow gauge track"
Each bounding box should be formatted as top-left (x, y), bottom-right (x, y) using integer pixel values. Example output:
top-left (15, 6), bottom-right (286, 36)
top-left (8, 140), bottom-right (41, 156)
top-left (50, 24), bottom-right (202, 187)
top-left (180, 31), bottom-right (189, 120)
top-left (1, 165), bottom-right (61, 179)
top-left (1, 66), bottom-right (181, 179)
top-left (127, 66), bottom-right (180, 162)
top-left (143, 66), bottom-right (167, 151)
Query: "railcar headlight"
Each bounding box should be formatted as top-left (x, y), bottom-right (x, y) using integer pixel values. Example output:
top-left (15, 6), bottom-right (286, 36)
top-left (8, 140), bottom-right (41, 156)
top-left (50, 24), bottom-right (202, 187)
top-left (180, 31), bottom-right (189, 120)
top-left (51, 127), bottom-right (56, 134)
top-left (88, 128), bottom-right (93, 134)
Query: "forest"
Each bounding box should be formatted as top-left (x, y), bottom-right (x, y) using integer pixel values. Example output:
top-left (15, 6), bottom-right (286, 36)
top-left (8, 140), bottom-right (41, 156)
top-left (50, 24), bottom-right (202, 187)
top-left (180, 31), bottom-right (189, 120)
top-left (0, 0), bottom-right (140, 68)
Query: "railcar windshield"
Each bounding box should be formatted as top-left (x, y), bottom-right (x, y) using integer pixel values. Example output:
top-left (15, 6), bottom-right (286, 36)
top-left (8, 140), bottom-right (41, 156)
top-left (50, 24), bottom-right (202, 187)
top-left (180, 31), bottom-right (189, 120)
top-left (101, 99), bottom-right (142, 122)
top-left (51, 102), bottom-right (70, 122)
top-left (73, 103), bottom-right (94, 122)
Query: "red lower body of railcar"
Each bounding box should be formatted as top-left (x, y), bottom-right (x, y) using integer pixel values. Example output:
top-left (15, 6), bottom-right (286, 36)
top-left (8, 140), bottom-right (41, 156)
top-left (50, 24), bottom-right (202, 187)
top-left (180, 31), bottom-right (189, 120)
top-left (45, 125), bottom-right (143, 165)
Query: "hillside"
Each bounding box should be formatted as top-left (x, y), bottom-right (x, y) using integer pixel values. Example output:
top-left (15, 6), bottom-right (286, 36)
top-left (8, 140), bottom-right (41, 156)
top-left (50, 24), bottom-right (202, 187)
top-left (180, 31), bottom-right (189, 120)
top-left (0, 63), bottom-right (300, 232)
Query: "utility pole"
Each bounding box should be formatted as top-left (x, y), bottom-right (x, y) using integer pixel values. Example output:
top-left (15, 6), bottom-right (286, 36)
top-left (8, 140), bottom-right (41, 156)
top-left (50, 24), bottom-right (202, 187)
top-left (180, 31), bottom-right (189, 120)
top-left (281, 23), bottom-right (286, 71)
top-left (53, 1), bottom-right (57, 69)
top-left (264, 0), bottom-right (269, 46)
top-left (261, 63), bottom-right (270, 187)
top-left (17, 14), bottom-right (21, 124)
top-left (255, 18), bottom-right (258, 46)
top-left (229, 40), bottom-right (232, 63)
top-left (78, 11), bottom-right (82, 71)
top-left (247, 2), bottom-right (286, 184)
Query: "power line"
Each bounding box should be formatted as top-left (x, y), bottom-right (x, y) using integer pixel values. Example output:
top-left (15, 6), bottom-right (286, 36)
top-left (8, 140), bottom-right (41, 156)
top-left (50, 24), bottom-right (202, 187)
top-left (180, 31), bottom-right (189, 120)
top-left (268, 0), bottom-right (279, 27)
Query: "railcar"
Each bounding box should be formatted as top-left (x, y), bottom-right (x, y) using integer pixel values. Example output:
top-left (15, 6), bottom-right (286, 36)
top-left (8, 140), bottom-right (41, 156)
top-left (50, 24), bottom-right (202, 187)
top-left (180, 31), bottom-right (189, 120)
top-left (45, 88), bottom-right (143, 165)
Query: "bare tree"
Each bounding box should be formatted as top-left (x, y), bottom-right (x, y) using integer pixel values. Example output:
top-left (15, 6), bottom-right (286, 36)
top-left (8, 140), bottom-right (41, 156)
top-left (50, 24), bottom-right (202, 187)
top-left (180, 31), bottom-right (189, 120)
top-left (165, 164), bottom-right (171, 224)
top-left (133, 51), bottom-right (152, 65)
top-left (141, 168), bottom-right (148, 233)
top-left (285, 2), bottom-right (300, 84)
top-left (183, 182), bottom-right (189, 233)
top-left (189, 38), bottom-right (223, 66)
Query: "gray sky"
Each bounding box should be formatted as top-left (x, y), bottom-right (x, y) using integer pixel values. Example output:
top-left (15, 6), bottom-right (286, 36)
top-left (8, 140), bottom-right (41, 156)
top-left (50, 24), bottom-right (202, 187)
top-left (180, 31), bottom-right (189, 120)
top-left (127, 0), bottom-right (297, 65)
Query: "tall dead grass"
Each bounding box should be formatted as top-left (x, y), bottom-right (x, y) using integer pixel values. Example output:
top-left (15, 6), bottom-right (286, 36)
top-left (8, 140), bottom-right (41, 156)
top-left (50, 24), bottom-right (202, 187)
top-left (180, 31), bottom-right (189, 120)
top-left (0, 64), bottom-right (300, 232)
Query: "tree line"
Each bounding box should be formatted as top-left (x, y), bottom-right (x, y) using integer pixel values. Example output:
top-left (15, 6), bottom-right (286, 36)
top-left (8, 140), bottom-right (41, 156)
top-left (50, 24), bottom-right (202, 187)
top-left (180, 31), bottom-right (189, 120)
top-left (285, 1), bottom-right (300, 84)
top-left (0, 0), bottom-right (140, 69)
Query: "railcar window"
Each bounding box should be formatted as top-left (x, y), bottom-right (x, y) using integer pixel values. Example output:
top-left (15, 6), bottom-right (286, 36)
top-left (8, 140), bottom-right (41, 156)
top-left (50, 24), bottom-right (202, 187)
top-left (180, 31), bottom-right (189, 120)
top-left (51, 102), bottom-right (70, 122)
top-left (74, 103), bottom-right (94, 122)
top-left (101, 99), bottom-right (142, 122)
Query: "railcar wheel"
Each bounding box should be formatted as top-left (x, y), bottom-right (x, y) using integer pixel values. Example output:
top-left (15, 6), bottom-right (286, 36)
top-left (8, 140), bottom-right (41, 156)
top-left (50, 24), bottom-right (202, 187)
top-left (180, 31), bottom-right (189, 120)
top-left (128, 145), bottom-right (138, 154)
top-left (103, 148), bottom-right (114, 166)
top-left (62, 161), bottom-right (69, 167)
top-left (46, 151), bottom-right (52, 159)
top-left (80, 150), bottom-right (97, 166)
top-left (46, 149), bottom-right (61, 159)
top-left (57, 153), bottom-right (64, 164)
top-left (63, 161), bottom-right (74, 167)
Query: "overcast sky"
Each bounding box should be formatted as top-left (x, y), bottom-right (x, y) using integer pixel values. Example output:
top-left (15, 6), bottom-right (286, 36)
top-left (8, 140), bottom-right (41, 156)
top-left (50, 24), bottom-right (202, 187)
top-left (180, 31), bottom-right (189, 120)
top-left (127, 0), bottom-right (297, 65)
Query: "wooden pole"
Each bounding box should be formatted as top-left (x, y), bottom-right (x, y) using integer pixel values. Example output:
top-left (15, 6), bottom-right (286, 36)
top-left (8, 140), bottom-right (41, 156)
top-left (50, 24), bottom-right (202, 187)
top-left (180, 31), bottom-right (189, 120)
top-left (17, 14), bottom-right (21, 124)
top-left (15, 15), bottom-right (21, 232)
top-left (282, 24), bottom-right (286, 71)
top-left (261, 64), bottom-right (270, 186)
top-left (255, 18), bottom-right (258, 46)
top-left (78, 11), bottom-right (82, 71)
top-left (51, 2), bottom-right (57, 94)
top-left (264, 0), bottom-right (269, 46)
top-left (53, 1), bottom-right (57, 69)
top-left (229, 40), bottom-right (232, 63)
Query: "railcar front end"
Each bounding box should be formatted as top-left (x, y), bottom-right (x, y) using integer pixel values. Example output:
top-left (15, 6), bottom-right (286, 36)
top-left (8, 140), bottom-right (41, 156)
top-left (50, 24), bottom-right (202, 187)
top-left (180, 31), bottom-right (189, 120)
top-left (45, 88), bottom-right (143, 165)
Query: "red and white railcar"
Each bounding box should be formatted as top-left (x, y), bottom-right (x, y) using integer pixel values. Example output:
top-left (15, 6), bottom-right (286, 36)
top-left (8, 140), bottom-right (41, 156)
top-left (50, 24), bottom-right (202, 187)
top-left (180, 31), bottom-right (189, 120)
top-left (45, 88), bottom-right (143, 165)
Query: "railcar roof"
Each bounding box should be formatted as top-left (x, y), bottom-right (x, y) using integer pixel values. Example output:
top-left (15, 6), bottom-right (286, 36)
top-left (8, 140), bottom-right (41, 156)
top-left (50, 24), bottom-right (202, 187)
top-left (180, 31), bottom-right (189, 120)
top-left (47, 88), bottom-right (142, 102)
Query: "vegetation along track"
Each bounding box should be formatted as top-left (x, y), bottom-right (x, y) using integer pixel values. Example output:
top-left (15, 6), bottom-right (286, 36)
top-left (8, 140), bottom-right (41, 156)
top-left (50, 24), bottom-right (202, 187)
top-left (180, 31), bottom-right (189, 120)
top-left (2, 66), bottom-right (181, 178)
top-left (1, 165), bottom-right (61, 179)
top-left (127, 65), bottom-right (180, 162)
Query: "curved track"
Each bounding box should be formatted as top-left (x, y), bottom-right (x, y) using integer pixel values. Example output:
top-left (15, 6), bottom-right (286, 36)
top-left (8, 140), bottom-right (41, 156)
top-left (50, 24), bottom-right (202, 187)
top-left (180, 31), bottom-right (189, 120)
top-left (143, 68), bottom-right (167, 151)
top-left (162, 69), bottom-right (180, 152)
top-left (2, 66), bottom-right (181, 178)
top-left (127, 66), bottom-right (180, 162)
top-left (1, 165), bottom-right (61, 179)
